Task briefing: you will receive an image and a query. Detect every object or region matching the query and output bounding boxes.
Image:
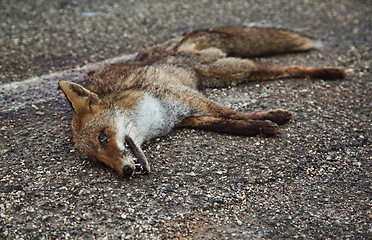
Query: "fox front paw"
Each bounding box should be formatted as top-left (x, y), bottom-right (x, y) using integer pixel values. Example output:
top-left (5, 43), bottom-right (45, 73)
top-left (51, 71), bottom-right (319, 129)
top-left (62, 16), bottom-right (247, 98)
top-left (265, 109), bottom-right (294, 125)
top-left (257, 120), bottom-right (280, 137)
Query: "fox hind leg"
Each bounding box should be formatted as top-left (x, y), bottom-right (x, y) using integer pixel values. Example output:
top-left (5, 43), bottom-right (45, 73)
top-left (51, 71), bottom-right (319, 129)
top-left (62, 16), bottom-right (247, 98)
top-left (249, 65), bottom-right (347, 81)
top-left (195, 57), bottom-right (346, 89)
top-left (181, 27), bottom-right (346, 88)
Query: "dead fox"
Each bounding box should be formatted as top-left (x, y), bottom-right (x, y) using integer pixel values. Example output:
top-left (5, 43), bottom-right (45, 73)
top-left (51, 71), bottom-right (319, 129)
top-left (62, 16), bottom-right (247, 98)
top-left (58, 26), bottom-right (346, 177)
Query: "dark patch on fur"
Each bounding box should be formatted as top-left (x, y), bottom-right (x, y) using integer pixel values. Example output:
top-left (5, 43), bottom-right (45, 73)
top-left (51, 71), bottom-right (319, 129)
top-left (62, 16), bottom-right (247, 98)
top-left (70, 83), bottom-right (90, 98)
top-left (310, 67), bottom-right (347, 80)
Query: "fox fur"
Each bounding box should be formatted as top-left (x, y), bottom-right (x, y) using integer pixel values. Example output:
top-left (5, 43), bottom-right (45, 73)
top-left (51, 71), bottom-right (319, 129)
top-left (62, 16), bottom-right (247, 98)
top-left (58, 26), bottom-right (346, 177)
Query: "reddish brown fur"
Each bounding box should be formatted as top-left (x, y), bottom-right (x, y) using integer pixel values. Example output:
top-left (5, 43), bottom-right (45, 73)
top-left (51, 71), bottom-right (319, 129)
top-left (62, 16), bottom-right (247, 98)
top-left (179, 27), bottom-right (317, 57)
top-left (81, 26), bottom-right (346, 138)
top-left (59, 26), bottom-right (346, 177)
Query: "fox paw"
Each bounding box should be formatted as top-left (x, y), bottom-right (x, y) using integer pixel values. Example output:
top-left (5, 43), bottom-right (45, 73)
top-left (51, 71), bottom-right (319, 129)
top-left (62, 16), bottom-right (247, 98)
top-left (258, 120), bottom-right (280, 137)
top-left (265, 109), bottom-right (293, 125)
top-left (311, 67), bottom-right (347, 80)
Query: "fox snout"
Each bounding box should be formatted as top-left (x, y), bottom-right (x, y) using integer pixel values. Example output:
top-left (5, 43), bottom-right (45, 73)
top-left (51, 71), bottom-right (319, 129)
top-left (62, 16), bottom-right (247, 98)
top-left (92, 133), bottom-right (151, 177)
top-left (77, 132), bottom-right (150, 178)
top-left (73, 116), bottom-right (151, 178)
top-left (122, 165), bottom-right (134, 177)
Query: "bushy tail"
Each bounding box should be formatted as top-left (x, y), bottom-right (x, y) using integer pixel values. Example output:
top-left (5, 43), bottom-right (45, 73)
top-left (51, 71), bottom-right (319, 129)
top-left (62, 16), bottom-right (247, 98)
top-left (178, 26), bottom-right (322, 58)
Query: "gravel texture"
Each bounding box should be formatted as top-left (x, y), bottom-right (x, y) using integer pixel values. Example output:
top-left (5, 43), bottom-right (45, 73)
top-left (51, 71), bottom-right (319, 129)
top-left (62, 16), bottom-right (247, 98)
top-left (0, 0), bottom-right (371, 239)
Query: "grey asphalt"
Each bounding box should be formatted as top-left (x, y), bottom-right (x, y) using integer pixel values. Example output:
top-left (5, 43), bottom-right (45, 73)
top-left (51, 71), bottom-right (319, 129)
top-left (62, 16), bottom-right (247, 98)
top-left (0, 0), bottom-right (371, 239)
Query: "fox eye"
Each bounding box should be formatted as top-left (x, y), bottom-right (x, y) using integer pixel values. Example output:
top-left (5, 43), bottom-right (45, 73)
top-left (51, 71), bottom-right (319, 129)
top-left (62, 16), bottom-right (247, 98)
top-left (98, 132), bottom-right (108, 147)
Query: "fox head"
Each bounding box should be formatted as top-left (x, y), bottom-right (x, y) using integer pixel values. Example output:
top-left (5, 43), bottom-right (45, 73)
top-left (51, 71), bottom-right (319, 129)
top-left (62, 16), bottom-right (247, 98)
top-left (58, 80), bottom-right (150, 177)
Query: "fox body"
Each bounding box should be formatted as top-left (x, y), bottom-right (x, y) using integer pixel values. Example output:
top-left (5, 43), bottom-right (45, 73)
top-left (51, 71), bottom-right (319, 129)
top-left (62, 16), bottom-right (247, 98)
top-left (59, 26), bottom-right (346, 177)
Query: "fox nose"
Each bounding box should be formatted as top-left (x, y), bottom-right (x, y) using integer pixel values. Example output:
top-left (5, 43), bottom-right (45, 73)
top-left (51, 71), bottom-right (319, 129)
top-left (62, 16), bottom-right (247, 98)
top-left (122, 165), bottom-right (134, 177)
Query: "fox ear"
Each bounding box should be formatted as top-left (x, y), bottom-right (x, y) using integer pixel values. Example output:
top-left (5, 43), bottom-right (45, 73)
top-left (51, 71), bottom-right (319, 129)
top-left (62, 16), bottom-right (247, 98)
top-left (58, 80), bottom-right (106, 115)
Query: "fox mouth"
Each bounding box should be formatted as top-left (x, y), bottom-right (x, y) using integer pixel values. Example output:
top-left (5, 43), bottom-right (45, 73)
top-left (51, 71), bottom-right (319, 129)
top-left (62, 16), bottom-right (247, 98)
top-left (124, 136), bottom-right (149, 174)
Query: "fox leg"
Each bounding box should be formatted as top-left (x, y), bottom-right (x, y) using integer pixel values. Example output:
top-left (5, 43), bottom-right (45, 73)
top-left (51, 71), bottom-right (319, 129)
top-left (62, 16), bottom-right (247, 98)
top-left (178, 115), bottom-right (280, 137)
top-left (178, 26), bottom-right (346, 87)
top-left (178, 93), bottom-right (293, 136)
top-left (249, 64), bottom-right (347, 81)
top-left (195, 57), bottom-right (346, 88)
top-left (199, 100), bottom-right (294, 125)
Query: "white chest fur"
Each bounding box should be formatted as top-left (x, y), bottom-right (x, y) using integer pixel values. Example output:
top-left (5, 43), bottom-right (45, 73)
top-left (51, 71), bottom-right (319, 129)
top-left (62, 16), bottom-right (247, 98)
top-left (128, 94), bottom-right (190, 143)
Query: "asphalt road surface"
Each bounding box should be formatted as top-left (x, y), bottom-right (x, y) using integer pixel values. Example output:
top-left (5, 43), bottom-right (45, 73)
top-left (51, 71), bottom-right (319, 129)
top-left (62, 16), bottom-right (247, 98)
top-left (0, 0), bottom-right (371, 239)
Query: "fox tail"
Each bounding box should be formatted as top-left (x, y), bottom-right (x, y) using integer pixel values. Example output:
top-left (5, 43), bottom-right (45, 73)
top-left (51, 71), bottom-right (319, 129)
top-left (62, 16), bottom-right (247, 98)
top-left (178, 26), bottom-right (323, 58)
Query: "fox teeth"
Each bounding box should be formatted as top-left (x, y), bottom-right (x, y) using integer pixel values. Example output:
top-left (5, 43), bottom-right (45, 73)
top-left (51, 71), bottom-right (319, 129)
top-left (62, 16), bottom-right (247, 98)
top-left (134, 163), bottom-right (144, 174)
top-left (134, 161), bottom-right (143, 170)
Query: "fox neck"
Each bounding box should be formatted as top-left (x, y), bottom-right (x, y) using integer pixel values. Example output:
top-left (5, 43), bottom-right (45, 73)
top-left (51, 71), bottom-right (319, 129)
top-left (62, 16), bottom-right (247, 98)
top-left (115, 94), bottom-right (190, 147)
